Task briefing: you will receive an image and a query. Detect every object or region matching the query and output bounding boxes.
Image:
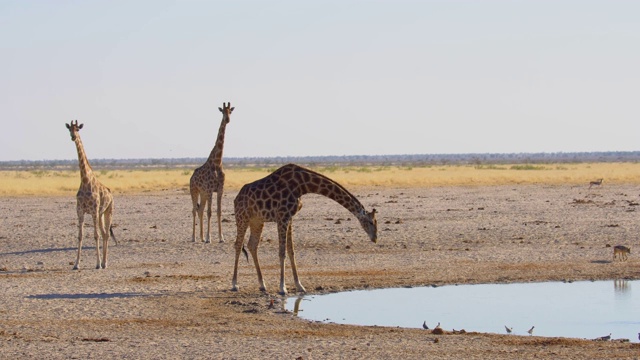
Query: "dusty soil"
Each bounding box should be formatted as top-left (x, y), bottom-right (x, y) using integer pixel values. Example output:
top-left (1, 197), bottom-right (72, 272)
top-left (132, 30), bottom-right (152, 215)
top-left (1, 184), bottom-right (640, 359)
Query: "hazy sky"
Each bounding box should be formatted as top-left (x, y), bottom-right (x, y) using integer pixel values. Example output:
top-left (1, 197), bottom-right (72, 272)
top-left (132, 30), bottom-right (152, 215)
top-left (1, 1), bottom-right (638, 161)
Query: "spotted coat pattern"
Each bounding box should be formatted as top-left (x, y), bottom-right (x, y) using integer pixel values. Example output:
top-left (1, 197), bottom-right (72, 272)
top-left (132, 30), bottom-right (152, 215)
top-left (66, 120), bottom-right (115, 270)
top-left (231, 163), bottom-right (378, 295)
top-left (189, 102), bottom-right (234, 243)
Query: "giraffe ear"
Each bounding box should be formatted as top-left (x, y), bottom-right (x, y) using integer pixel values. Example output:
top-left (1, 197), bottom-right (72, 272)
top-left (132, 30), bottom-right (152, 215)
top-left (66, 123), bottom-right (71, 129)
top-left (230, 107), bottom-right (235, 112)
top-left (218, 107), bottom-right (223, 112)
top-left (78, 123), bottom-right (84, 129)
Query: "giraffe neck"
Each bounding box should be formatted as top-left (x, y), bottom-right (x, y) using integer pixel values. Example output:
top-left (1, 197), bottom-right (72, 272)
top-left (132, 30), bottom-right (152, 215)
top-left (294, 166), bottom-right (366, 217)
top-left (206, 117), bottom-right (228, 167)
top-left (73, 136), bottom-right (93, 182)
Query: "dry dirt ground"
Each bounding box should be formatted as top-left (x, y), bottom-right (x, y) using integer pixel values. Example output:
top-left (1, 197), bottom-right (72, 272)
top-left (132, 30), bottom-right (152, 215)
top-left (1, 184), bottom-right (640, 359)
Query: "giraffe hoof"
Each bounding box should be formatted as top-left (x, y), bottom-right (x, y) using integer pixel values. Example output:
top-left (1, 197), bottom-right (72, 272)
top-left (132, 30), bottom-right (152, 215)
top-left (72, 266), bottom-right (79, 270)
top-left (231, 286), bottom-right (239, 292)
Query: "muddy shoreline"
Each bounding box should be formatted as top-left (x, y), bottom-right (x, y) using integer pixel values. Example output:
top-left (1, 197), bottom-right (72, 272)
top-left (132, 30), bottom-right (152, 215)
top-left (1, 184), bottom-right (639, 358)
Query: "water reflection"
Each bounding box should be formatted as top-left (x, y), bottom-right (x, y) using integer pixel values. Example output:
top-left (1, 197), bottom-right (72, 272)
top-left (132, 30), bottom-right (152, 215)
top-left (286, 280), bottom-right (640, 342)
top-left (291, 296), bottom-right (303, 316)
top-left (614, 279), bottom-right (630, 295)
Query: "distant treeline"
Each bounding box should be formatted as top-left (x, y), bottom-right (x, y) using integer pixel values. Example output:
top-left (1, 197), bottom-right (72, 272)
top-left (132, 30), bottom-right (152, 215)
top-left (1, 151), bottom-right (639, 171)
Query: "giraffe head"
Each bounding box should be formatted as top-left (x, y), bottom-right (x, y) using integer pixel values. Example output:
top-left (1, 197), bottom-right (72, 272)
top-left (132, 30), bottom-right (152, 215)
top-left (357, 208), bottom-right (378, 243)
top-left (65, 120), bottom-right (83, 141)
top-left (218, 102), bottom-right (234, 124)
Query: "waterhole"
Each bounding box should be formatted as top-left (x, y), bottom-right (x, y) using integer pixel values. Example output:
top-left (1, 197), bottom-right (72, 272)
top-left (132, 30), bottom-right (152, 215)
top-left (285, 280), bottom-right (639, 342)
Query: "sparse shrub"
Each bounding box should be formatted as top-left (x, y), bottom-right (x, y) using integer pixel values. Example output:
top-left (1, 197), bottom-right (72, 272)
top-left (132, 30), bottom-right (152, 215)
top-left (510, 165), bottom-right (546, 171)
top-left (30, 170), bottom-right (48, 177)
top-left (475, 165), bottom-right (506, 170)
top-left (319, 166), bottom-right (340, 173)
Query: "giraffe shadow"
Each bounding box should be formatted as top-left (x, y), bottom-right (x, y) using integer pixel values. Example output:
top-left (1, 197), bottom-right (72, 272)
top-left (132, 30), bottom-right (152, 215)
top-left (590, 260), bottom-right (612, 264)
top-left (0, 247), bottom-right (80, 256)
top-left (26, 292), bottom-right (156, 300)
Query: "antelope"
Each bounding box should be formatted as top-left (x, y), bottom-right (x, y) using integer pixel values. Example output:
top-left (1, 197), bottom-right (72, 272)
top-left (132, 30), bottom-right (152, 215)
top-left (589, 178), bottom-right (603, 189)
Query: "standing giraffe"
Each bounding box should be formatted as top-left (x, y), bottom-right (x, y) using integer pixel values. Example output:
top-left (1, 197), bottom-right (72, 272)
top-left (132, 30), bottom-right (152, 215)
top-left (231, 164), bottom-right (378, 295)
top-left (190, 102), bottom-right (234, 243)
top-left (65, 120), bottom-right (116, 270)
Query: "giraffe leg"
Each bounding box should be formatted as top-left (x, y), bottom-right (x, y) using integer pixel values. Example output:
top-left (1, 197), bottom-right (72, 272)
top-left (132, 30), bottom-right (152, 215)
top-left (215, 189), bottom-right (224, 243)
top-left (73, 207), bottom-right (84, 270)
top-left (231, 219), bottom-right (249, 292)
top-left (92, 213), bottom-right (102, 270)
top-left (97, 212), bottom-right (108, 269)
top-left (197, 193), bottom-right (206, 242)
top-left (101, 202), bottom-right (113, 269)
top-left (247, 221), bottom-right (266, 292)
top-left (191, 191), bottom-right (199, 242)
top-left (205, 194), bottom-right (213, 243)
top-left (286, 221), bottom-right (306, 293)
top-left (277, 220), bottom-right (289, 295)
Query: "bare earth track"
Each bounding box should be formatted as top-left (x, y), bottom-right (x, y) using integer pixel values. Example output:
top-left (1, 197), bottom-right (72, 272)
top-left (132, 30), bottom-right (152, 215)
top-left (1, 184), bottom-right (639, 359)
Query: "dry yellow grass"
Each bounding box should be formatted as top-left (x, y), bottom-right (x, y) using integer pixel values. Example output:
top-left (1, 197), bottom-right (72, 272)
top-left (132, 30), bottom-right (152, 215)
top-left (0, 162), bottom-right (638, 197)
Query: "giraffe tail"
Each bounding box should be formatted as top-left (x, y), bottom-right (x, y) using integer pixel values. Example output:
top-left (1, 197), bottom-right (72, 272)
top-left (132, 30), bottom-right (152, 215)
top-left (110, 226), bottom-right (118, 246)
top-left (242, 245), bottom-right (248, 262)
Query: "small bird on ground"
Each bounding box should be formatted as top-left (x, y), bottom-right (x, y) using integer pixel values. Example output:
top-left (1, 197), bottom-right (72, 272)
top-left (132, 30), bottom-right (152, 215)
top-left (528, 326), bottom-right (535, 335)
top-left (505, 326), bottom-right (513, 334)
top-left (434, 322), bottom-right (441, 329)
top-left (596, 333), bottom-right (611, 341)
top-left (422, 321), bottom-right (429, 330)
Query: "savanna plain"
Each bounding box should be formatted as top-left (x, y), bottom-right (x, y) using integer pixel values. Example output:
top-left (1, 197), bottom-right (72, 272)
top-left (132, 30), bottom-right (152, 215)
top-left (1, 163), bottom-right (640, 359)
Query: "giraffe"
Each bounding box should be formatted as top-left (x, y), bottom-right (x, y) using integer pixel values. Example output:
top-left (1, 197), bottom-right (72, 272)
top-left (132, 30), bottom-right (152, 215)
top-left (65, 120), bottom-right (116, 270)
top-left (231, 164), bottom-right (378, 295)
top-left (190, 102), bottom-right (234, 243)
